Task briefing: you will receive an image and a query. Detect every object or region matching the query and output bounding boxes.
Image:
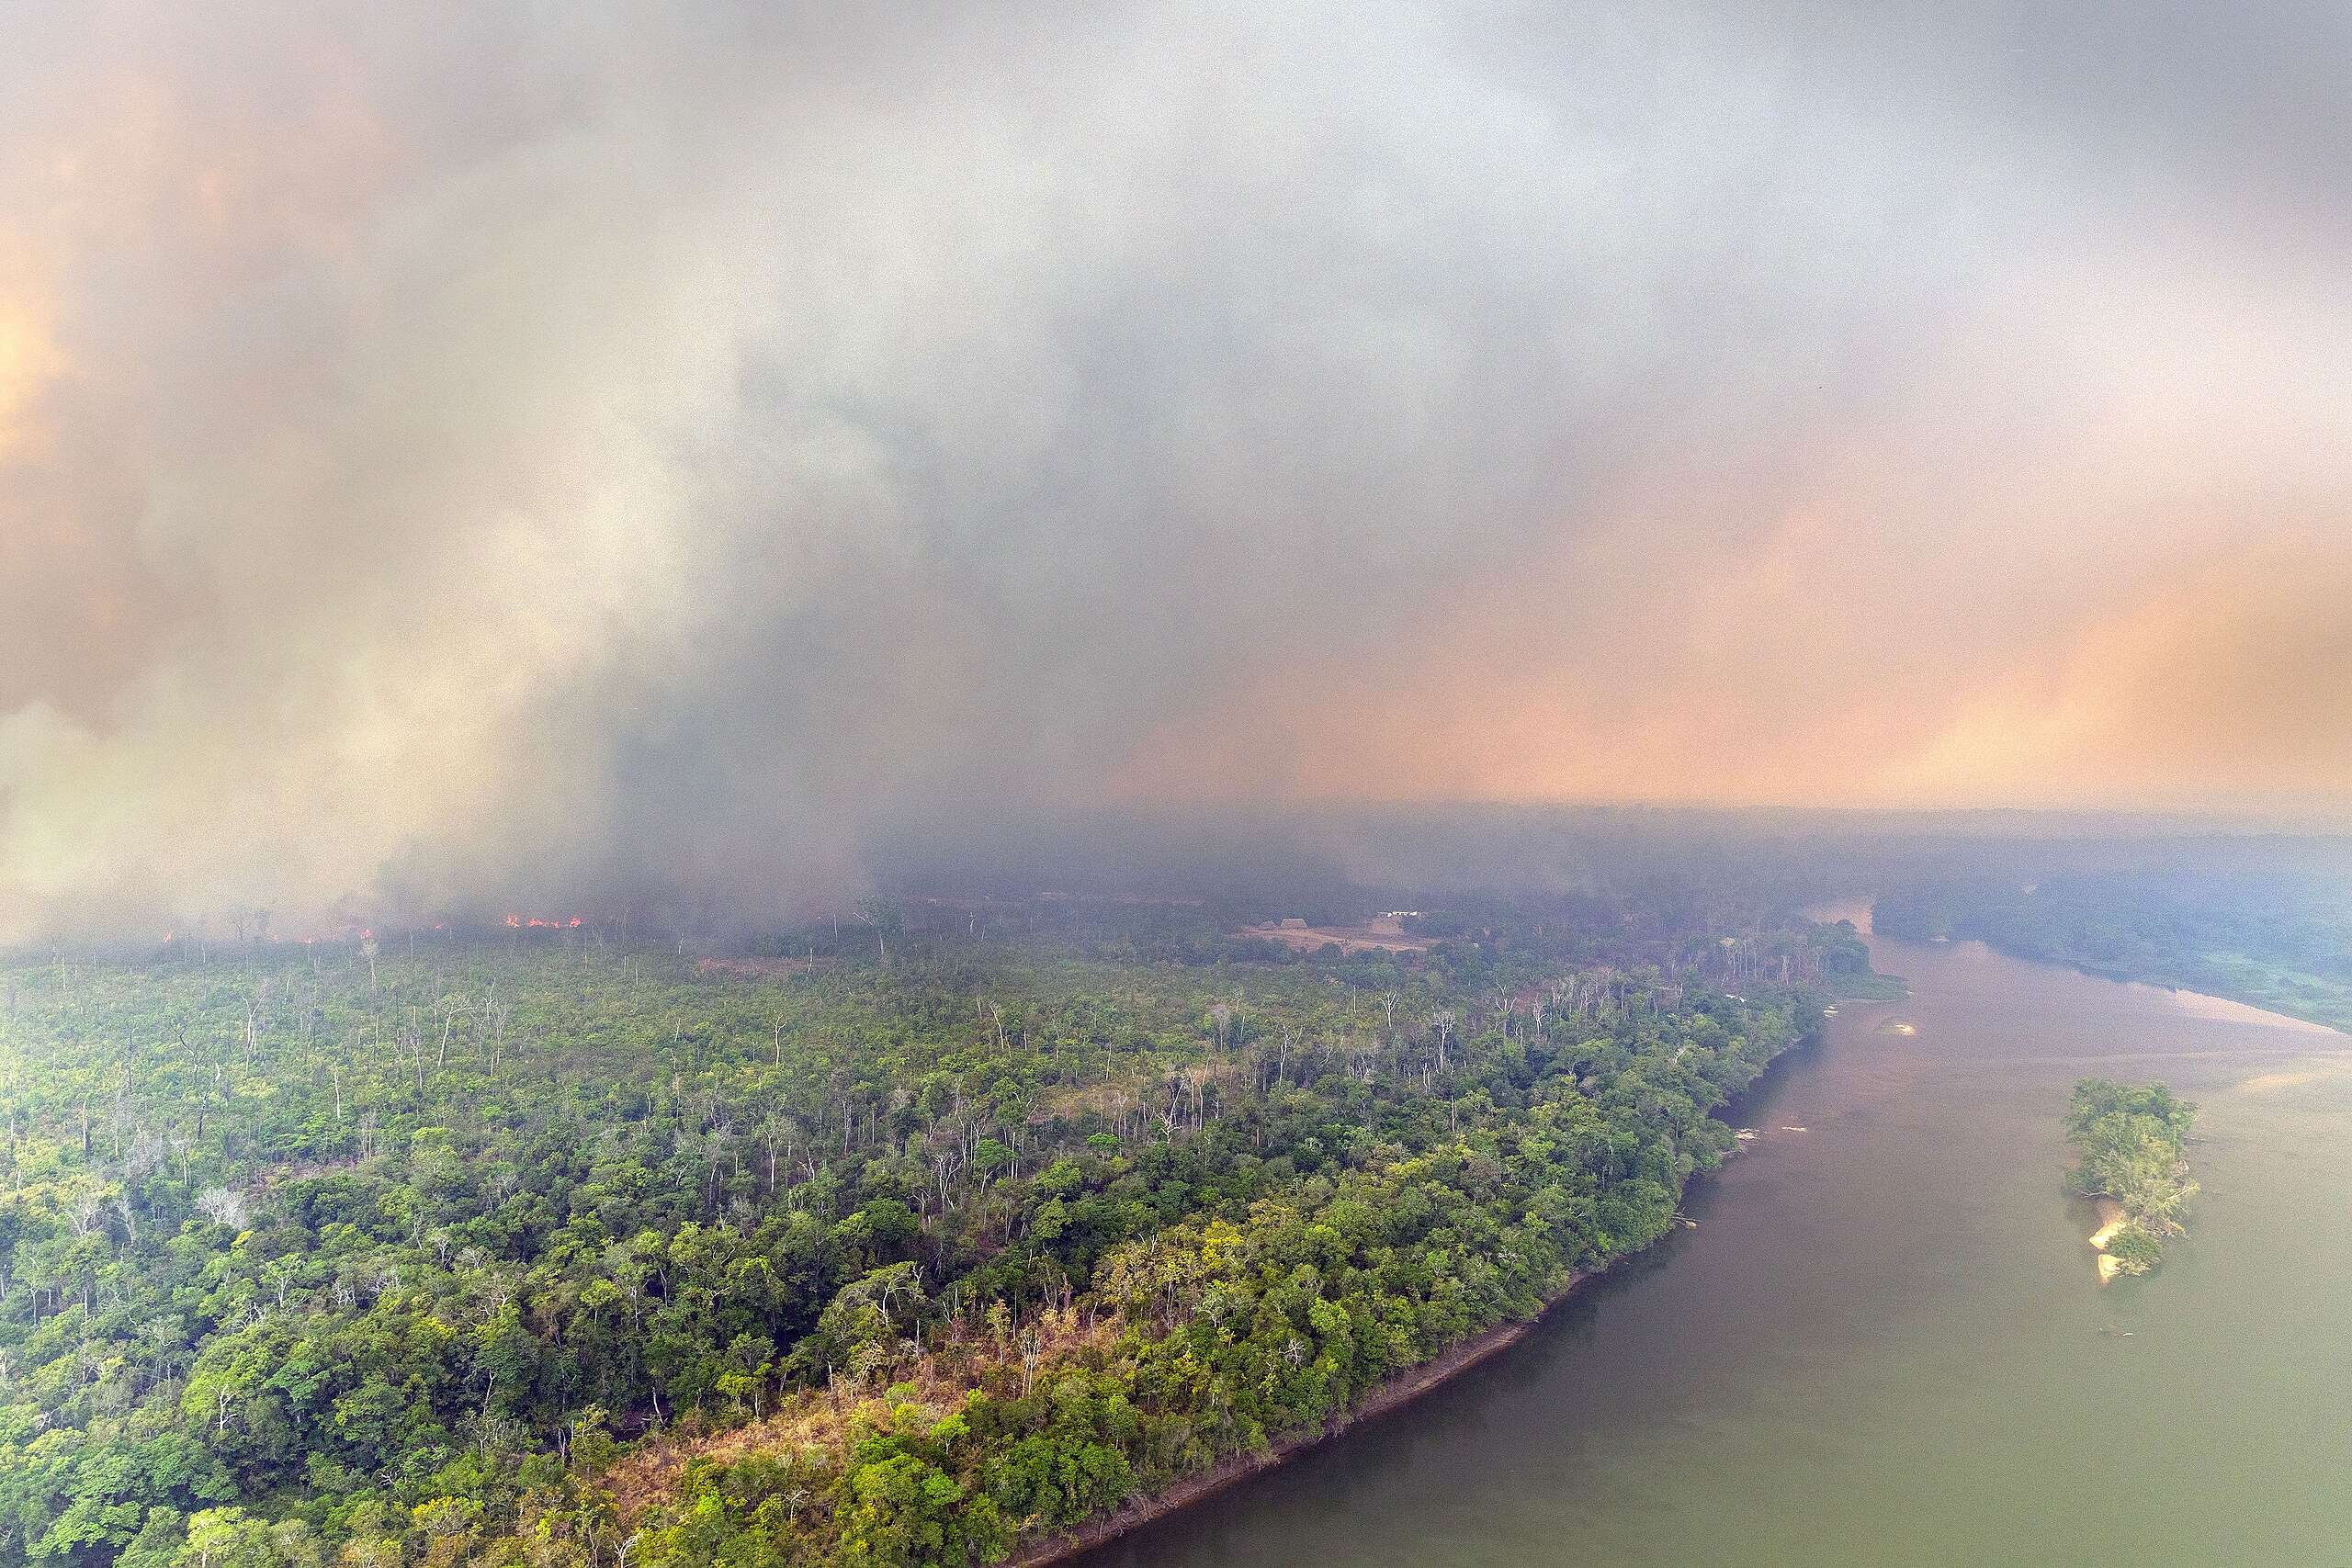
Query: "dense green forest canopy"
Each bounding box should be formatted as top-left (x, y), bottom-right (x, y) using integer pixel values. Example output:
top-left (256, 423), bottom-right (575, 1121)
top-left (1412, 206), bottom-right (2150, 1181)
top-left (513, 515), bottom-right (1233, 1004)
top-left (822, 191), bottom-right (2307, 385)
top-left (0, 901), bottom-right (1845, 1568)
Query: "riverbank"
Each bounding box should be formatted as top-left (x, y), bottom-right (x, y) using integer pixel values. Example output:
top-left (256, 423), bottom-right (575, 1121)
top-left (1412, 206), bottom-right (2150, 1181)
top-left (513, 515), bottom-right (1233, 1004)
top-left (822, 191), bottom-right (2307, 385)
top-left (1008, 1269), bottom-right (1596, 1568)
top-left (1012, 1056), bottom-right (1804, 1567)
top-left (2088, 1198), bottom-right (2127, 1283)
top-left (1867, 886), bottom-right (2352, 1037)
top-left (572, 998), bottom-right (1817, 1568)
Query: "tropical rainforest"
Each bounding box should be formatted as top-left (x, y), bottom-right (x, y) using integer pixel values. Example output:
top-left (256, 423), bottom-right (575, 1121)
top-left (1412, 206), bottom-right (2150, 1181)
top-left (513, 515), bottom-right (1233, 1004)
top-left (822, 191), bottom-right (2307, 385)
top-left (0, 899), bottom-right (1845, 1568)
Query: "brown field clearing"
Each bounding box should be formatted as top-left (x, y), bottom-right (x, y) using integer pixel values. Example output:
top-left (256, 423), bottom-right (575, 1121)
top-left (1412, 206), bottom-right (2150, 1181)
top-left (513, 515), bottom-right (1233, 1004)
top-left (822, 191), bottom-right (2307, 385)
top-left (1233, 914), bottom-right (1435, 954)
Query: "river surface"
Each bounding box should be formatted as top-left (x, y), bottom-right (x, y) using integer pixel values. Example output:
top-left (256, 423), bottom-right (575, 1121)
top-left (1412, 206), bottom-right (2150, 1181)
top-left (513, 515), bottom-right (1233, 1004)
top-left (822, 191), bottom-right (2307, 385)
top-left (1083, 915), bottom-right (2352, 1567)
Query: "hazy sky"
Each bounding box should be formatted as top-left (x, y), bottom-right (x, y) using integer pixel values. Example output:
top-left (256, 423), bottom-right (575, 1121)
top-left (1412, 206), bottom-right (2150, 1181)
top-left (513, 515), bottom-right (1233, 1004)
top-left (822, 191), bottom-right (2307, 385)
top-left (3, 1), bottom-right (2348, 931)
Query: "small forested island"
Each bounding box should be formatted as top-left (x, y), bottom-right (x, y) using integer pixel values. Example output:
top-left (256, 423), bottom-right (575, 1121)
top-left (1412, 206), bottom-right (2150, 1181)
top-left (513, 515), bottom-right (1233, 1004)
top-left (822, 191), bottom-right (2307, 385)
top-left (0, 901), bottom-right (1857, 1568)
top-left (2064, 1079), bottom-right (2198, 1282)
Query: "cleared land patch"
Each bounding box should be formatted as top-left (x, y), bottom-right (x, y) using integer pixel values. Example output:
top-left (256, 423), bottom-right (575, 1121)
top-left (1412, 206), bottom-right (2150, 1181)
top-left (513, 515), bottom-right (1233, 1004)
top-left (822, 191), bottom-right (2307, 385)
top-left (1234, 914), bottom-right (1436, 953)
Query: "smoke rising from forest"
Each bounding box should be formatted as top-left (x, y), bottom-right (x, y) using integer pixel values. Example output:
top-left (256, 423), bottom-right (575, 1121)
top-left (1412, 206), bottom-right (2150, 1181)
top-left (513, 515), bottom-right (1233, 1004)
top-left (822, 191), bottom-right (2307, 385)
top-left (3, 1), bottom-right (2349, 935)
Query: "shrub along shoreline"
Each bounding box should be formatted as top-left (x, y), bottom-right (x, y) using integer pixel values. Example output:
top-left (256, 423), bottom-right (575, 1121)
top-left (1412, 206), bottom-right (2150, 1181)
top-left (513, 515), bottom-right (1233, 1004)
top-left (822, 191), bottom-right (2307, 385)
top-left (1002, 1266), bottom-right (1594, 1568)
top-left (1008, 1032), bottom-right (1810, 1568)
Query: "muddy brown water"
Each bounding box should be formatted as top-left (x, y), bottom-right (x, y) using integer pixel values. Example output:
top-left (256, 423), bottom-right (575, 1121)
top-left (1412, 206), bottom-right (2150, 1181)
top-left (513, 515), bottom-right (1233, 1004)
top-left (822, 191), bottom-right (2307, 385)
top-left (1079, 915), bottom-right (2352, 1567)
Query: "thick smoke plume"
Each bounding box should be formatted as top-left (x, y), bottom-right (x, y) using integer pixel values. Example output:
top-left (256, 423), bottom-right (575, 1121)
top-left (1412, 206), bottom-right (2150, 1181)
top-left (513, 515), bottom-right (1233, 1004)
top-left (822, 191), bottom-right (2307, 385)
top-left (3, 2), bottom-right (2348, 935)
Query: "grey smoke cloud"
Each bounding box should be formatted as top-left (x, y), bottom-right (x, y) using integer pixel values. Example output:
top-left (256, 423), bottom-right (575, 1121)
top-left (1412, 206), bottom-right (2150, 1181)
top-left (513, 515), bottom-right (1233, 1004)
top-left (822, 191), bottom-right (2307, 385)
top-left (2, 1), bottom-right (2347, 934)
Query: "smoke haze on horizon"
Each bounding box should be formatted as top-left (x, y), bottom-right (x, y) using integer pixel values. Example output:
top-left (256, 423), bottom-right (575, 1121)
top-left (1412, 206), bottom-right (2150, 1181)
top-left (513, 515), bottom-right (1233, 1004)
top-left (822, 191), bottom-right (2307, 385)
top-left (3, 1), bottom-right (2349, 934)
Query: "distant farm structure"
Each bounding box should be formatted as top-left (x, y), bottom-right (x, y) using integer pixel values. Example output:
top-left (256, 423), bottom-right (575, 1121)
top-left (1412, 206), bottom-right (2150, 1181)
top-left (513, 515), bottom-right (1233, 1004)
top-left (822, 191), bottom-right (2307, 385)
top-left (1235, 913), bottom-right (1437, 954)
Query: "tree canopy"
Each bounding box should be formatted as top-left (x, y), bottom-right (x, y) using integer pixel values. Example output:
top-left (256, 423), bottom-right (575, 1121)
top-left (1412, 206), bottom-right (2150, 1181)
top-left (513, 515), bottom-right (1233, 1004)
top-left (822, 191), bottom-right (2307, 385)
top-left (0, 908), bottom-right (1841, 1567)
